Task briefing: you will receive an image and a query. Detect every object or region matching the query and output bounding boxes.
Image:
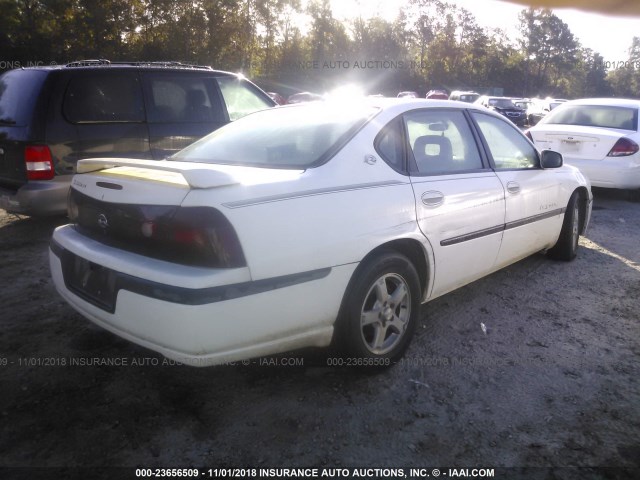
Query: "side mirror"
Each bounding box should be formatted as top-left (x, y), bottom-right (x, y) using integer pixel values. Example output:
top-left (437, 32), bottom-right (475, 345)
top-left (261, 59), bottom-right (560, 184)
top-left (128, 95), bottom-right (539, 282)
top-left (540, 150), bottom-right (563, 169)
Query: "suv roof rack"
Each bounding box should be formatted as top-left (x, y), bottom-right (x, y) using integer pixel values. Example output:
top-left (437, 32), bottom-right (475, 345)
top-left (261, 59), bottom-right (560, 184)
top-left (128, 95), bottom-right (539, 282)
top-left (66, 59), bottom-right (111, 67)
top-left (65, 60), bottom-right (213, 70)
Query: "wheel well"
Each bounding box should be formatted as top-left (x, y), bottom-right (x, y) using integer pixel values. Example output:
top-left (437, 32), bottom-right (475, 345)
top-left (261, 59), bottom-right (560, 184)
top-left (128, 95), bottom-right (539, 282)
top-left (359, 239), bottom-right (430, 298)
top-left (574, 186), bottom-right (589, 234)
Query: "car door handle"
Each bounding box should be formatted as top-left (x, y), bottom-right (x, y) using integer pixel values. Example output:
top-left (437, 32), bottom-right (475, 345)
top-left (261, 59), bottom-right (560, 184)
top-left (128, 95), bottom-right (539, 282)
top-left (506, 182), bottom-right (520, 194)
top-left (421, 190), bottom-right (444, 207)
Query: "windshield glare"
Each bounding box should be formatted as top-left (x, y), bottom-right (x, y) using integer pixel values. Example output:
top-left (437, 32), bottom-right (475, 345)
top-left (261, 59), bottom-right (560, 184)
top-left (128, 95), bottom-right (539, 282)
top-left (172, 103), bottom-right (379, 168)
top-left (543, 105), bottom-right (638, 131)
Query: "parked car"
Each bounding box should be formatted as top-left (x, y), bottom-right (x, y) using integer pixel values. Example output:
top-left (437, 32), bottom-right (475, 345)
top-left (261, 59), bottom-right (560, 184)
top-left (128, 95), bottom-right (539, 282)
top-left (474, 96), bottom-right (527, 126)
top-left (527, 98), bottom-right (568, 126)
top-left (527, 98), bottom-right (640, 193)
top-left (287, 92), bottom-right (324, 104)
top-left (425, 89), bottom-right (449, 100)
top-left (266, 92), bottom-right (287, 105)
top-left (397, 91), bottom-right (419, 98)
top-left (449, 90), bottom-right (480, 103)
top-left (50, 99), bottom-right (592, 367)
top-left (513, 98), bottom-right (531, 110)
top-left (0, 60), bottom-right (275, 216)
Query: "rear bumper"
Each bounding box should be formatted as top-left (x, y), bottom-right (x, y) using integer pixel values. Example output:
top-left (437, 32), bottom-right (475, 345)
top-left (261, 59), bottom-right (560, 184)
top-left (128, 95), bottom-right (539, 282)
top-left (564, 157), bottom-right (640, 190)
top-left (49, 225), bottom-right (354, 366)
top-left (0, 176), bottom-right (71, 216)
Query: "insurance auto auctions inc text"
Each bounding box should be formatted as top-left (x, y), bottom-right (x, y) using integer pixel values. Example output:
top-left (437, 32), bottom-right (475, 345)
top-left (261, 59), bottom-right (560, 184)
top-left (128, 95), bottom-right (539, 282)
top-left (213, 468), bottom-right (496, 478)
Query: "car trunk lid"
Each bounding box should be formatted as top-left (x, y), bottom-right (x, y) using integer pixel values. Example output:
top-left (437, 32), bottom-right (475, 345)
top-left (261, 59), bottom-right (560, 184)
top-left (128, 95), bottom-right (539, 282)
top-left (69, 158), bottom-right (303, 267)
top-left (531, 125), bottom-right (629, 160)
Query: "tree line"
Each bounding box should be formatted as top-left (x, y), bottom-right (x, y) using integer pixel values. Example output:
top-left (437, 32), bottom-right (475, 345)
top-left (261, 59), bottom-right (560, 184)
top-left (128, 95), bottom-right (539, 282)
top-left (1, 0), bottom-right (638, 98)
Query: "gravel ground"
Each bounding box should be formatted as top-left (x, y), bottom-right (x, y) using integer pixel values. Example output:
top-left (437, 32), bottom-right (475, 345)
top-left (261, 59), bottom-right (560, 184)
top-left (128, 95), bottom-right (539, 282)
top-left (0, 189), bottom-right (638, 480)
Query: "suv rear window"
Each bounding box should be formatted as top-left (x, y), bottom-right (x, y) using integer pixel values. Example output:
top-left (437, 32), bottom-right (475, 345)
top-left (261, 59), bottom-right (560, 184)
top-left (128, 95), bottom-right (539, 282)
top-left (0, 69), bottom-right (48, 126)
top-left (63, 74), bottom-right (145, 123)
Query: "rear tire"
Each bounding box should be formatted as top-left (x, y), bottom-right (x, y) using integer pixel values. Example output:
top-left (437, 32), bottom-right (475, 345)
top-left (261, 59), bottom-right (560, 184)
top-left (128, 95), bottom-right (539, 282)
top-left (337, 252), bottom-right (421, 365)
top-left (548, 191), bottom-right (581, 261)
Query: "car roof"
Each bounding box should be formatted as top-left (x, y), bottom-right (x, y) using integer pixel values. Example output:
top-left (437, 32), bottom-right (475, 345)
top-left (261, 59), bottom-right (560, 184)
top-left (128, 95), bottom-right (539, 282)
top-left (562, 98), bottom-right (640, 109)
top-left (277, 97), bottom-right (491, 115)
top-left (12, 62), bottom-right (240, 78)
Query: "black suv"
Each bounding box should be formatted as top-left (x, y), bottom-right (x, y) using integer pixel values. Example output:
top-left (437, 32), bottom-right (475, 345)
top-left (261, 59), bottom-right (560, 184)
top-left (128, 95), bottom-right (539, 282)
top-left (0, 60), bottom-right (275, 216)
top-left (474, 96), bottom-right (526, 127)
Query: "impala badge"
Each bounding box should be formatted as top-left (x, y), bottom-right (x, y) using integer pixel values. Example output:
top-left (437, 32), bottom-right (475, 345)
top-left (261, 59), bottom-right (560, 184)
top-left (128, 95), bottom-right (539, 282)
top-left (97, 214), bottom-right (109, 229)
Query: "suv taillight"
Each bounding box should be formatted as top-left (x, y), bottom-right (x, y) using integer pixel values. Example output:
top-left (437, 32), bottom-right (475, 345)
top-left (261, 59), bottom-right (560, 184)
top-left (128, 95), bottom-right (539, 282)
top-left (607, 138), bottom-right (639, 157)
top-left (25, 145), bottom-right (54, 180)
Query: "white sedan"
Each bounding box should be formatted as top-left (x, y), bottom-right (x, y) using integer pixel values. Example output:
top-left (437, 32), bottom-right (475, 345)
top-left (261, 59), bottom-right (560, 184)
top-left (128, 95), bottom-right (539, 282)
top-left (50, 99), bottom-right (592, 366)
top-left (527, 98), bottom-right (640, 192)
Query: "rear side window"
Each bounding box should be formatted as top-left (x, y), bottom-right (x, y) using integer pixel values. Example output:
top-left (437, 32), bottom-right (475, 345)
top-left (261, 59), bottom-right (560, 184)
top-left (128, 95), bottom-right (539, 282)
top-left (375, 118), bottom-right (405, 171)
top-left (543, 105), bottom-right (638, 131)
top-left (216, 77), bottom-right (274, 121)
top-left (0, 69), bottom-right (48, 126)
top-left (144, 74), bottom-right (224, 124)
top-left (63, 74), bottom-right (144, 123)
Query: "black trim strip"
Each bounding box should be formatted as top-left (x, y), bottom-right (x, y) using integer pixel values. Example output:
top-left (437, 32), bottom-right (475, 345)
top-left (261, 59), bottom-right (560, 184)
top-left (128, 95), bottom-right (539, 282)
top-left (505, 208), bottom-right (566, 231)
top-left (51, 239), bottom-right (331, 311)
top-left (440, 207), bottom-right (566, 247)
top-left (440, 225), bottom-right (505, 247)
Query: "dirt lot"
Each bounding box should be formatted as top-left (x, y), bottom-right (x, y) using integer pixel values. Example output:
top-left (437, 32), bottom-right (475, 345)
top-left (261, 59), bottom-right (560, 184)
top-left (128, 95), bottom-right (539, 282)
top-left (0, 189), bottom-right (638, 480)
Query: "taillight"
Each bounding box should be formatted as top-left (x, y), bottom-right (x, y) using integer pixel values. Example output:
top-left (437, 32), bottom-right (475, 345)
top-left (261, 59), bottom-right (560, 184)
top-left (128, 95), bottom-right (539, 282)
top-left (167, 208), bottom-right (246, 268)
top-left (69, 189), bottom-right (245, 268)
top-left (607, 137), bottom-right (639, 157)
top-left (67, 187), bottom-right (79, 221)
top-left (25, 145), bottom-right (54, 180)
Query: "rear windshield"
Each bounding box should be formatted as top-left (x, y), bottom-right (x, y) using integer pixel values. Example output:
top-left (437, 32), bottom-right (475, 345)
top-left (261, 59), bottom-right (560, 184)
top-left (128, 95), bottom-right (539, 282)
top-left (0, 69), bottom-right (48, 126)
top-left (488, 98), bottom-right (516, 108)
top-left (172, 103), bottom-right (378, 168)
top-left (543, 105), bottom-right (638, 131)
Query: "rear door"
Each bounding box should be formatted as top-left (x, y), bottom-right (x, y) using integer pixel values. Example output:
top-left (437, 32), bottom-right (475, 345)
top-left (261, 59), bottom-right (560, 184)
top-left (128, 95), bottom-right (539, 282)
top-left (403, 108), bottom-right (506, 299)
top-left (56, 70), bottom-right (151, 170)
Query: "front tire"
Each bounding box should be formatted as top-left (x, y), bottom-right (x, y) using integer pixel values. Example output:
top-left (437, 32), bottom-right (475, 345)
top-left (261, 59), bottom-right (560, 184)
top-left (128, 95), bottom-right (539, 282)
top-left (548, 191), bottom-right (581, 261)
top-left (338, 252), bottom-right (421, 363)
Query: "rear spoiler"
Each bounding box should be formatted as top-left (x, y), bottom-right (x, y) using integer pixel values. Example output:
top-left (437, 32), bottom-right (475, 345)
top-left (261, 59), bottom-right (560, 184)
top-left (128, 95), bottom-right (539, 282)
top-left (76, 158), bottom-right (241, 189)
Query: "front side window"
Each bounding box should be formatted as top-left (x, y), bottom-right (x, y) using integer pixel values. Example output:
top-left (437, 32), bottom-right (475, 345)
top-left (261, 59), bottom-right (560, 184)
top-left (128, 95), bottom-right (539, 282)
top-left (172, 103), bottom-right (378, 168)
top-left (472, 112), bottom-right (539, 170)
top-left (145, 75), bottom-right (223, 124)
top-left (405, 109), bottom-right (483, 175)
top-left (216, 77), bottom-right (274, 121)
top-left (63, 74), bottom-right (144, 123)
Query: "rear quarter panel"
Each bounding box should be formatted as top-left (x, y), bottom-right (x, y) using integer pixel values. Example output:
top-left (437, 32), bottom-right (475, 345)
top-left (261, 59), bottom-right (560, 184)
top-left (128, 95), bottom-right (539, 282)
top-left (180, 135), bottom-right (426, 282)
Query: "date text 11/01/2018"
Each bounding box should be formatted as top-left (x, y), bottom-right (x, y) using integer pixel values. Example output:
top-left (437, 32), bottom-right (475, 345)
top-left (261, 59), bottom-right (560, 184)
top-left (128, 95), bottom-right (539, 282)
top-left (134, 468), bottom-right (497, 478)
